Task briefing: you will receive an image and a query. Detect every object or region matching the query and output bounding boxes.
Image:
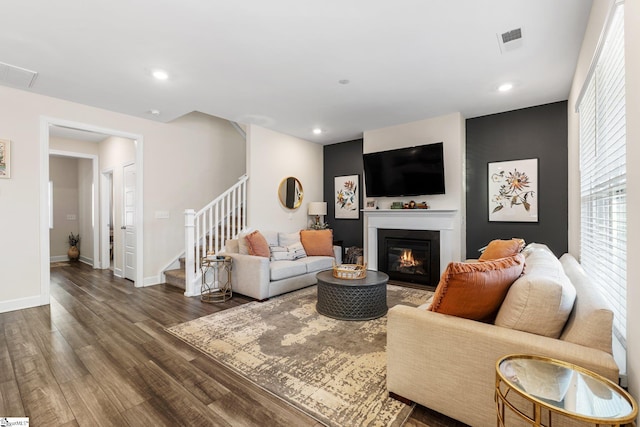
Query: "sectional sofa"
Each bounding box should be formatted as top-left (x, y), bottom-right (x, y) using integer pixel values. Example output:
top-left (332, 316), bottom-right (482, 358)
top-left (387, 243), bottom-right (618, 426)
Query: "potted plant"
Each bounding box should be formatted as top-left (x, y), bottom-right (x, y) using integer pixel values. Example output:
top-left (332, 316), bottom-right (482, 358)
top-left (68, 232), bottom-right (80, 261)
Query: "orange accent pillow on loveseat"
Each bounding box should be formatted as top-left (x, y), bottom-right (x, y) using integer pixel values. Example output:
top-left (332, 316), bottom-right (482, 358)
top-left (300, 229), bottom-right (334, 257)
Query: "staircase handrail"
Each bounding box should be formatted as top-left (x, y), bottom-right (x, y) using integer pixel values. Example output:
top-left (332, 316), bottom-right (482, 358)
top-left (184, 174), bottom-right (248, 296)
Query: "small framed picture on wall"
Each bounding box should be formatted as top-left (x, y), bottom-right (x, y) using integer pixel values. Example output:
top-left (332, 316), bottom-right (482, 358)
top-left (0, 139), bottom-right (11, 179)
top-left (334, 175), bottom-right (359, 219)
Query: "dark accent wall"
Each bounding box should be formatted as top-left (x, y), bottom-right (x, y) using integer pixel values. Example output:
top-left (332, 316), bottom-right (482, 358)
top-left (466, 101), bottom-right (568, 257)
top-left (323, 139), bottom-right (364, 249)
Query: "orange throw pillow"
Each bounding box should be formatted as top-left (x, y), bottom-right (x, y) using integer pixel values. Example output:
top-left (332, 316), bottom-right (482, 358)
top-left (245, 230), bottom-right (270, 257)
top-left (479, 238), bottom-right (525, 261)
top-left (429, 254), bottom-right (525, 322)
top-left (300, 229), bottom-right (334, 257)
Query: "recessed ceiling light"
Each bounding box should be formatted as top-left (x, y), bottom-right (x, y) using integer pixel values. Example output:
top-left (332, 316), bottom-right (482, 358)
top-left (312, 128), bottom-right (322, 135)
top-left (152, 70), bottom-right (169, 80)
top-left (338, 79), bottom-right (350, 85)
top-left (498, 83), bottom-right (513, 92)
top-left (149, 109), bottom-right (161, 116)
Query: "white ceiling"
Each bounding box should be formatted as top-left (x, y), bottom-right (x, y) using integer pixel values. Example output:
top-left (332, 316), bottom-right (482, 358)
top-left (1, 0), bottom-right (592, 144)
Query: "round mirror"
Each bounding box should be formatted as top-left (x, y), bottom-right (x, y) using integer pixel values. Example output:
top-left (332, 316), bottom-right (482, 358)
top-left (278, 177), bottom-right (303, 209)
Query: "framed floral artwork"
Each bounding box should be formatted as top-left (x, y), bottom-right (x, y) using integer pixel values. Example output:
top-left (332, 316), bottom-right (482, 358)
top-left (0, 139), bottom-right (10, 179)
top-left (334, 175), bottom-right (359, 219)
top-left (488, 158), bottom-right (538, 222)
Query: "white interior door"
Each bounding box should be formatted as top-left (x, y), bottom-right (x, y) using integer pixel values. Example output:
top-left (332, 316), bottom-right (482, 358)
top-left (123, 163), bottom-right (136, 281)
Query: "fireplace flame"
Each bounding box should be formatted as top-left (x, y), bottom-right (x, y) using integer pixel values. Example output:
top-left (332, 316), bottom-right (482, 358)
top-left (400, 249), bottom-right (416, 267)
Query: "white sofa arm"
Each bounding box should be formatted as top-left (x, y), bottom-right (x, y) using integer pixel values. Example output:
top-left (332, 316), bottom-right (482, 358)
top-left (220, 252), bottom-right (270, 300)
top-left (387, 305), bottom-right (619, 427)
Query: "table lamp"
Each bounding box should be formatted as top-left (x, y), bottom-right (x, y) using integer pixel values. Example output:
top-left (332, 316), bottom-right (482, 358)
top-left (308, 202), bottom-right (327, 228)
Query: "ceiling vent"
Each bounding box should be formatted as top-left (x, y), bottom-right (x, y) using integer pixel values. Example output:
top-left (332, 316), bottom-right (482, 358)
top-left (497, 27), bottom-right (523, 54)
top-left (0, 61), bottom-right (38, 88)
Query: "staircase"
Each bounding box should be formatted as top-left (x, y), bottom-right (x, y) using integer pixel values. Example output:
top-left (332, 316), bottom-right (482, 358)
top-left (164, 257), bottom-right (188, 289)
top-left (164, 175), bottom-right (248, 296)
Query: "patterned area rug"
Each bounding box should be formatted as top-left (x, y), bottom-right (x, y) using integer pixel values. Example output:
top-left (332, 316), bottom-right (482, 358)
top-left (167, 284), bottom-right (432, 427)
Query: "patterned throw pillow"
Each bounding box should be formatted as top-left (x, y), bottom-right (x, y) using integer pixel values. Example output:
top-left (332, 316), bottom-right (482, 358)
top-left (287, 242), bottom-right (307, 260)
top-left (269, 244), bottom-right (307, 261)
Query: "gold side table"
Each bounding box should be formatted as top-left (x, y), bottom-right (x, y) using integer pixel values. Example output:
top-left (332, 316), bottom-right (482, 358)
top-left (496, 354), bottom-right (637, 427)
top-left (200, 255), bottom-right (232, 303)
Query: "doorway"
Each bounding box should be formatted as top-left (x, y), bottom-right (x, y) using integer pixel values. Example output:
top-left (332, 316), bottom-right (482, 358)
top-left (40, 117), bottom-right (144, 304)
top-left (48, 150), bottom-right (99, 268)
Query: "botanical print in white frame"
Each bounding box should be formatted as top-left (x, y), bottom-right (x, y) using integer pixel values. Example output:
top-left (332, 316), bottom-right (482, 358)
top-left (0, 139), bottom-right (10, 179)
top-left (488, 158), bottom-right (538, 222)
top-left (334, 175), bottom-right (359, 219)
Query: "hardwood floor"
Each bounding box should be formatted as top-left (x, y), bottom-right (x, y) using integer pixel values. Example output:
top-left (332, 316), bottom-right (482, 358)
top-left (0, 262), bottom-right (466, 426)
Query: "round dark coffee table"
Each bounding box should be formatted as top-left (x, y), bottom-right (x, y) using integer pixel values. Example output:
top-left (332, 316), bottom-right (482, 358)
top-left (316, 270), bottom-right (389, 320)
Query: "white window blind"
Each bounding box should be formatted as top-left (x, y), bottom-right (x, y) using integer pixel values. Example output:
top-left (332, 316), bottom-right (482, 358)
top-left (578, 4), bottom-right (626, 339)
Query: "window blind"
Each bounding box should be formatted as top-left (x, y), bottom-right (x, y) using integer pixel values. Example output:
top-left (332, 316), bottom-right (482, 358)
top-left (578, 4), bottom-right (626, 340)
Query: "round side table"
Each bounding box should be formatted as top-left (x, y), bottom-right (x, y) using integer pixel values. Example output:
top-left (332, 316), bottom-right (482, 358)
top-left (495, 354), bottom-right (637, 426)
top-left (200, 255), bottom-right (232, 303)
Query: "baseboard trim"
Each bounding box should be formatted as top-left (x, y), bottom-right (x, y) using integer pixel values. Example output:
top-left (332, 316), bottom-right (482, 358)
top-left (143, 276), bottom-right (161, 287)
top-left (50, 255), bottom-right (69, 262)
top-left (0, 294), bottom-right (47, 314)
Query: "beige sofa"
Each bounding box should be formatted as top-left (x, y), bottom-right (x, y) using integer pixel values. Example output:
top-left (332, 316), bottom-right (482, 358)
top-left (387, 244), bottom-right (618, 427)
top-left (221, 230), bottom-right (341, 300)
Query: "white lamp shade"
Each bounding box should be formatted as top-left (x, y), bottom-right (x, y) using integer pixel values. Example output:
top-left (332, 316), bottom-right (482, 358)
top-left (308, 202), bottom-right (327, 216)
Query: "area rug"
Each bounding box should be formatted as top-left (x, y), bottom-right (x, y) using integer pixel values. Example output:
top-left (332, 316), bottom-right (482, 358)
top-left (166, 284), bottom-right (432, 427)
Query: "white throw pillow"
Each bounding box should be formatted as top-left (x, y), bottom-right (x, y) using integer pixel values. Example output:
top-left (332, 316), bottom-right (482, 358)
top-left (495, 244), bottom-right (576, 338)
top-left (237, 231), bottom-right (251, 255)
top-left (278, 231), bottom-right (301, 247)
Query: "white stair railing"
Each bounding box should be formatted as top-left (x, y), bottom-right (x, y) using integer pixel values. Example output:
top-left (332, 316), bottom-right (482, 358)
top-left (184, 175), bottom-right (248, 296)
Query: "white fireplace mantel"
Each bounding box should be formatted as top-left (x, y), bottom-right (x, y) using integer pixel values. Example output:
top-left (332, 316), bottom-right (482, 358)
top-left (363, 209), bottom-right (460, 275)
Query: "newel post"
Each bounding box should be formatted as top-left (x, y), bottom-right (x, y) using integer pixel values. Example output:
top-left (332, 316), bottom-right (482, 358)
top-left (184, 209), bottom-right (196, 297)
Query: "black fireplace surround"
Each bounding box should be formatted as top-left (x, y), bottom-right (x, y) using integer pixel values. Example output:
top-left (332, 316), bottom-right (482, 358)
top-left (377, 229), bottom-right (440, 287)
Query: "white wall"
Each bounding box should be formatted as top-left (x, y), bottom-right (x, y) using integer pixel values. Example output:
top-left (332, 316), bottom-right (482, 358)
top-left (363, 112), bottom-right (466, 260)
top-left (568, 0), bottom-right (640, 399)
top-left (246, 125), bottom-right (323, 233)
top-left (0, 85), bottom-right (245, 313)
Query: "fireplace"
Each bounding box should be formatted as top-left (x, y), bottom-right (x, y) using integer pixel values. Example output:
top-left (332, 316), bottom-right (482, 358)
top-left (377, 229), bottom-right (440, 286)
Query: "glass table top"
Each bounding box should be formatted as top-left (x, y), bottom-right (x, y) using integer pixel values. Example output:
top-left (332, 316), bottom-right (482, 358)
top-left (499, 355), bottom-right (635, 421)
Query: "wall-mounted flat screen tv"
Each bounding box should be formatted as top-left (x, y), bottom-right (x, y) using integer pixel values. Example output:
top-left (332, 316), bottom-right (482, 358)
top-left (363, 142), bottom-right (445, 197)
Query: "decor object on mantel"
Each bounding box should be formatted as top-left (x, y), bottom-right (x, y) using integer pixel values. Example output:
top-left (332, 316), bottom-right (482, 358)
top-left (308, 201), bottom-right (329, 229)
top-left (390, 201), bottom-right (429, 209)
top-left (167, 284), bottom-right (433, 427)
top-left (68, 232), bottom-right (80, 261)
